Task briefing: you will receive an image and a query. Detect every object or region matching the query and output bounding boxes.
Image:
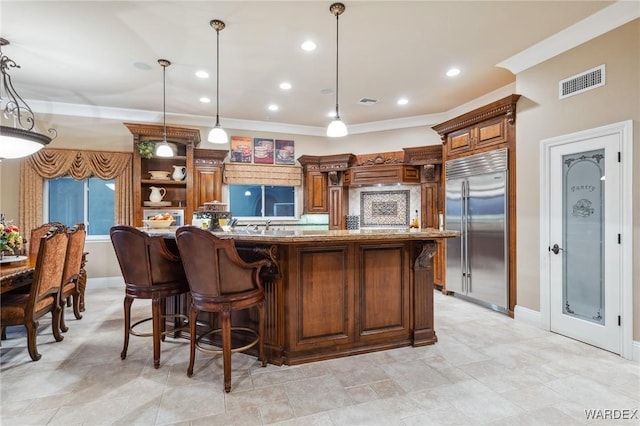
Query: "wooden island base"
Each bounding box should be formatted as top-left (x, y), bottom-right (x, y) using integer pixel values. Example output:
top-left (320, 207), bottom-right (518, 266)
top-left (160, 228), bottom-right (457, 366)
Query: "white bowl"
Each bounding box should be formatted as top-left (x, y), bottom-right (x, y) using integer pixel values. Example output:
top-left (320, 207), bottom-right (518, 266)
top-left (147, 219), bottom-right (173, 229)
top-left (149, 170), bottom-right (170, 179)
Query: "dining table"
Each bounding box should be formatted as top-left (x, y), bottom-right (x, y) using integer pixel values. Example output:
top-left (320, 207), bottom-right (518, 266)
top-left (1, 255), bottom-right (36, 294)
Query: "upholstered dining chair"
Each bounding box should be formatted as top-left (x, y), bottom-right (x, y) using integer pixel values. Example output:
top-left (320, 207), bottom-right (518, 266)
top-left (175, 226), bottom-right (268, 393)
top-left (109, 225), bottom-right (190, 369)
top-left (0, 225), bottom-right (68, 361)
top-left (29, 222), bottom-right (66, 260)
top-left (59, 223), bottom-right (87, 333)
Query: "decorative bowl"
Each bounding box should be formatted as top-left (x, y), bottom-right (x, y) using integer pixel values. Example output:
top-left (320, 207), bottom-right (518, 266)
top-left (149, 170), bottom-right (170, 179)
top-left (147, 219), bottom-right (173, 229)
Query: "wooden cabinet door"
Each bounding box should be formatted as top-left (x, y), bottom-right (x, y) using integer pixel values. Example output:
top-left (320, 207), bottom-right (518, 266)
top-left (476, 116), bottom-right (508, 150)
top-left (304, 171), bottom-right (328, 213)
top-left (194, 166), bottom-right (222, 209)
top-left (446, 127), bottom-right (475, 157)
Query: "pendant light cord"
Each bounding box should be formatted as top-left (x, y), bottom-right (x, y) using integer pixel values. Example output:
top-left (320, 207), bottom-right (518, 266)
top-left (215, 27), bottom-right (221, 127)
top-left (334, 12), bottom-right (340, 119)
top-left (162, 63), bottom-right (167, 141)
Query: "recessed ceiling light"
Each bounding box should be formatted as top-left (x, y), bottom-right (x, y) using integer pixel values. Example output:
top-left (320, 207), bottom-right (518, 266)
top-left (446, 67), bottom-right (461, 77)
top-left (200, 97), bottom-right (211, 103)
top-left (397, 98), bottom-right (409, 105)
top-left (279, 82), bottom-right (292, 90)
top-left (268, 104), bottom-right (279, 111)
top-left (133, 62), bottom-right (152, 71)
top-left (301, 40), bottom-right (317, 51)
top-left (195, 70), bottom-right (209, 79)
top-left (327, 110), bottom-right (337, 118)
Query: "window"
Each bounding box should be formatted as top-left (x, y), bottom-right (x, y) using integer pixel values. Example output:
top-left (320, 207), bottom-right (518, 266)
top-left (44, 176), bottom-right (115, 236)
top-left (228, 185), bottom-right (296, 218)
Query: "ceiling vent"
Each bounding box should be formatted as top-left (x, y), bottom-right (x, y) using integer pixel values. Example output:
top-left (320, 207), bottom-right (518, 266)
top-left (358, 97), bottom-right (378, 106)
top-left (559, 64), bottom-right (605, 99)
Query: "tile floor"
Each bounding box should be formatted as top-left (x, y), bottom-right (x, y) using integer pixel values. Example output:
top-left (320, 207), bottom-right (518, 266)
top-left (1, 279), bottom-right (638, 425)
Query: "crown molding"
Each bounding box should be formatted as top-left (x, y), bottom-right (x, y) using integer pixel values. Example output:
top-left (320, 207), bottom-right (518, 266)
top-left (497, 1), bottom-right (639, 74)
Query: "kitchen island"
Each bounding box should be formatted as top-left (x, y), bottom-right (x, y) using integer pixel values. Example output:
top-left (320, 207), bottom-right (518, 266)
top-left (151, 227), bottom-right (458, 365)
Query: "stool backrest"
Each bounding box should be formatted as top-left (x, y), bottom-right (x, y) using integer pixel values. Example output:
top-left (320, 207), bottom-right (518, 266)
top-left (175, 226), bottom-right (264, 299)
top-left (110, 225), bottom-right (186, 288)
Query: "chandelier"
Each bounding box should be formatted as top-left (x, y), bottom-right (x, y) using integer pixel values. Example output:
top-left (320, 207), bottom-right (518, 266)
top-left (0, 38), bottom-right (56, 159)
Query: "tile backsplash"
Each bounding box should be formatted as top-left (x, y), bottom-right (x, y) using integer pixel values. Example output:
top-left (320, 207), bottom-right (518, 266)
top-left (349, 185), bottom-right (421, 228)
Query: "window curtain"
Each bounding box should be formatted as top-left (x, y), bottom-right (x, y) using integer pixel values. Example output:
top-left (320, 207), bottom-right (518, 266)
top-left (223, 163), bottom-right (302, 186)
top-left (19, 149), bottom-right (133, 240)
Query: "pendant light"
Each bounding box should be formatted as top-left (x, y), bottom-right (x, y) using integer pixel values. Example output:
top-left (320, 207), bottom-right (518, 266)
top-left (207, 19), bottom-right (228, 144)
top-left (327, 2), bottom-right (347, 138)
top-left (155, 59), bottom-right (173, 157)
top-left (0, 38), bottom-right (56, 159)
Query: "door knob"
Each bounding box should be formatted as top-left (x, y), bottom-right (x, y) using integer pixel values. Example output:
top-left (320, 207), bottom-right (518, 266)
top-left (550, 244), bottom-right (563, 255)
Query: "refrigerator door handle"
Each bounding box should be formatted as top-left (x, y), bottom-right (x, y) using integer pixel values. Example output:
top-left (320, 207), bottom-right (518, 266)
top-left (464, 180), bottom-right (471, 294)
top-left (460, 180), bottom-right (466, 293)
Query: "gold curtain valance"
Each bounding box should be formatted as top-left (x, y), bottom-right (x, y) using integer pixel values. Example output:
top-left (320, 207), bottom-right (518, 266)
top-left (26, 148), bottom-right (131, 180)
top-left (223, 163), bottom-right (302, 186)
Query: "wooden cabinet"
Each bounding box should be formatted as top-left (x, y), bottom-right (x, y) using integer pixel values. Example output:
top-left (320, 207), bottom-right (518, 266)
top-left (445, 116), bottom-right (509, 158)
top-left (304, 171), bottom-right (328, 213)
top-left (193, 148), bottom-right (227, 210)
top-left (125, 123), bottom-right (200, 227)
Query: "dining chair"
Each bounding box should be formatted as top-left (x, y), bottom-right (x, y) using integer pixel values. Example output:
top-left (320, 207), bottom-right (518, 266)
top-left (109, 225), bottom-right (190, 369)
top-left (29, 222), bottom-right (66, 259)
top-left (59, 223), bottom-right (87, 333)
top-left (0, 225), bottom-right (68, 361)
top-left (175, 226), bottom-right (268, 393)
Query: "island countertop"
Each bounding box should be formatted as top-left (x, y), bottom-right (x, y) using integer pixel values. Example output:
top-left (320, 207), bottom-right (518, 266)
top-left (144, 226), bottom-right (459, 243)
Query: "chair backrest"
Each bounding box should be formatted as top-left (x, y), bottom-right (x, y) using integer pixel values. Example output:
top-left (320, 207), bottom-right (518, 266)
top-left (63, 223), bottom-right (86, 284)
top-left (28, 226), bottom-right (68, 314)
top-left (175, 226), bottom-right (265, 299)
top-left (29, 222), bottom-right (67, 259)
top-left (109, 225), bottom-right (186, 287)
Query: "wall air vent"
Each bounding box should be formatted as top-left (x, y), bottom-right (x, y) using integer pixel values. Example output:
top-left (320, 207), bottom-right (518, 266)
top-left (358, 97), bottom-right (378, 105)
top-left (559, 64), bottom-right (605, 99)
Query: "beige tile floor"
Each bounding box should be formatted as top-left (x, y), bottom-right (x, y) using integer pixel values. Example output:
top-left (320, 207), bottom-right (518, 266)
top-left (1, 279), bottom-right (638, 425)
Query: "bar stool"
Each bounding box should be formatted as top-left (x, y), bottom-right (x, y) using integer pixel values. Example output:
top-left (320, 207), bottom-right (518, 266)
top-left (175, 226), bottom-right (268, 393)
top-left (109, 225), bottom-right (190, 369)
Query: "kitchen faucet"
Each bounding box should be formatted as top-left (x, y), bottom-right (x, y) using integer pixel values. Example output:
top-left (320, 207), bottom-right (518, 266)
top-left (265, 219), bottom-right (271, 230)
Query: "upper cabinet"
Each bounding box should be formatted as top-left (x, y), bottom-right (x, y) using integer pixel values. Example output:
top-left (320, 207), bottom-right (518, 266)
top-left (433, 94), bottom-right (520, 159)
top-left (125, 122), bottom-right (200, 226)
top-left (194, 148), bottom-right (228, 210)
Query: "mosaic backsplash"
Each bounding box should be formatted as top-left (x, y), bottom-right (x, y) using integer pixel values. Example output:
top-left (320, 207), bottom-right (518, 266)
top-left (360, 190), bottom-right (410, 228)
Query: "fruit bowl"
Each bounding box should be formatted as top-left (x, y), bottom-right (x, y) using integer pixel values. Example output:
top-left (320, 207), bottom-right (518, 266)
top-left (147, 219), bottom-right (174, 229)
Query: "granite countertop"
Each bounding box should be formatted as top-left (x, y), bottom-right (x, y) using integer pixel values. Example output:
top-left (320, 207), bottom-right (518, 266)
top-left (143, 227), bottom-right (459, 243)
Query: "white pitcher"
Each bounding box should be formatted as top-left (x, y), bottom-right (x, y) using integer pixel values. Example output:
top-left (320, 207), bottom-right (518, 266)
top-left (149, 186), bottom-right (166, 202)
top-left (172, 165), bottom-right (186, 181)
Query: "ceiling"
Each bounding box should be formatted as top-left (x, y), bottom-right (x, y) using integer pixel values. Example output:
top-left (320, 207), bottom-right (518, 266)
top-left (0, 1), bottom-right (620, 144)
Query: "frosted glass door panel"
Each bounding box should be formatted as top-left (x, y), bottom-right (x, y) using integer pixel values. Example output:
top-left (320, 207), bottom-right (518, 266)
top-left (562, 149), bottom-right (604, 325)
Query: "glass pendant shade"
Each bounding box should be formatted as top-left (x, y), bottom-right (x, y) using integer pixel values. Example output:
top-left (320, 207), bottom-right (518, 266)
top-left (0, 127), bottom-right (50, 159)
top-left (208, 124), bottom-right (228, 144)
top-left (155, 140), bottom-right (173, 157)
top-left (327, 118), bottom-right (348, 137)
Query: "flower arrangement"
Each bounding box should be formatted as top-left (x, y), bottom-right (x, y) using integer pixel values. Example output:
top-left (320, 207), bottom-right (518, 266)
top-left (0, 223), bottom-right (24, 255)
top-left (137, 141), bottom-right (155, 159)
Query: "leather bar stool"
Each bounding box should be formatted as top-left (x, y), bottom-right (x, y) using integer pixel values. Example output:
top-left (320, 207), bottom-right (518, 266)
top-left (175, 226), bottom-right (268, 393)
top-left (109, 225), bottom-right (190, 369)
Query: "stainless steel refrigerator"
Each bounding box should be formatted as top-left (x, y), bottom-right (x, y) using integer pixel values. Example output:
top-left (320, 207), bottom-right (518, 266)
top-left (445, 148), bottom-right (508, 313)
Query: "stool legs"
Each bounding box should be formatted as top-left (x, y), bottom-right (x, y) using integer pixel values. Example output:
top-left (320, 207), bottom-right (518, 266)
top-left (121, 296), bottom-right (133, 360)
top-left (221, 309), bottom-right (232, 393)
top-left (187, 307), bottom-right (198, 377)
top-left (258, 301), bottom-right (267, 367)
top-left (152, 298), bottom-right (162, 369)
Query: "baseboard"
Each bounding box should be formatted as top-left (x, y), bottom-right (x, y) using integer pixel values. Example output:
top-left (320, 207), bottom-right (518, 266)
top-left (514, 304), bottom-right (542, 328)
top-left (633, 340), bottom-right (640, 362)
top-left (86, 276), bottom-right (122, 289)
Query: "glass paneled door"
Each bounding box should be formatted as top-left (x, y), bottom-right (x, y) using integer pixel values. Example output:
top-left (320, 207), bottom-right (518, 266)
top-left (548, 135), bottom-right (620, 353)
